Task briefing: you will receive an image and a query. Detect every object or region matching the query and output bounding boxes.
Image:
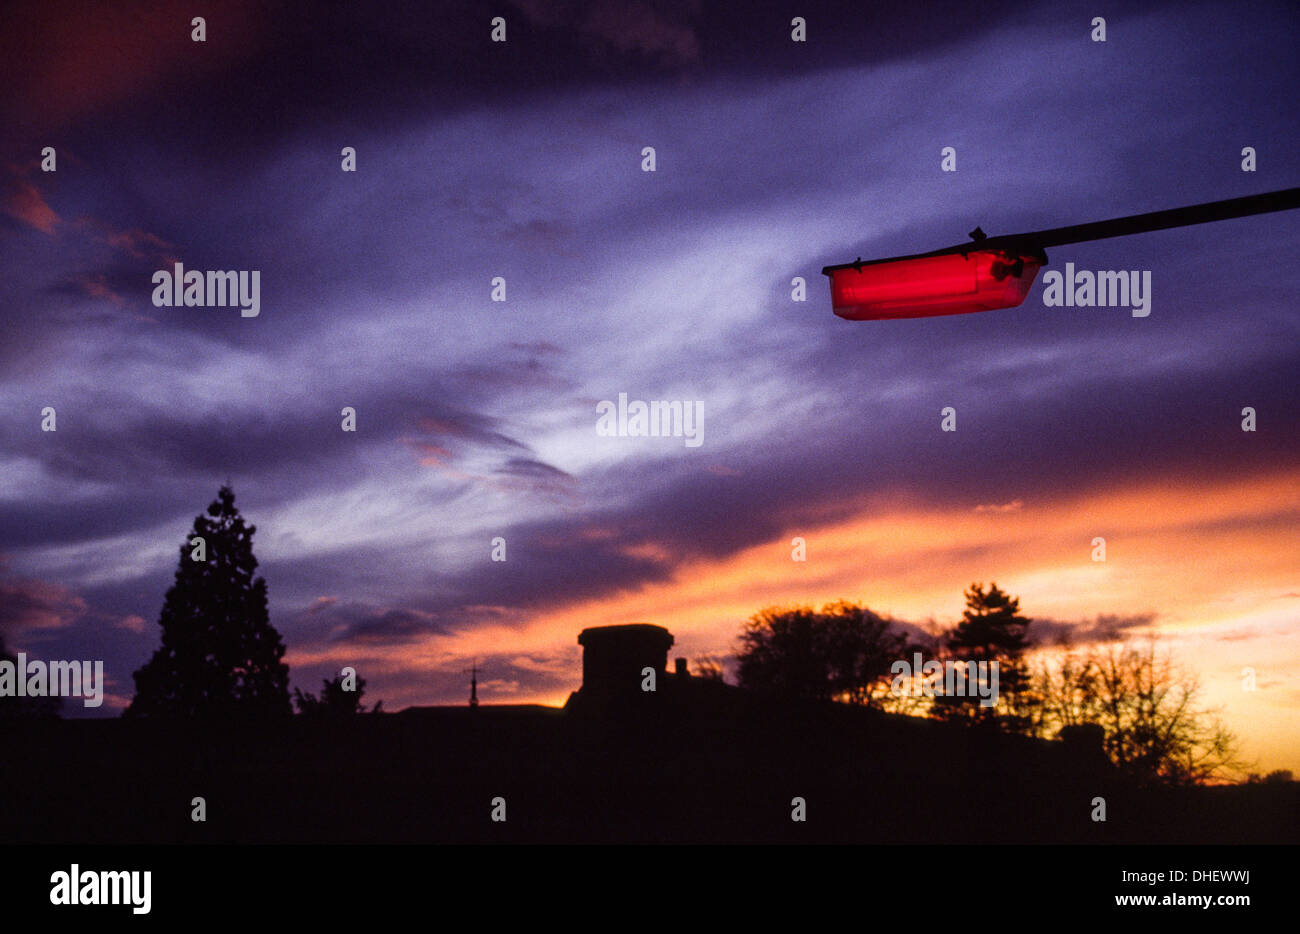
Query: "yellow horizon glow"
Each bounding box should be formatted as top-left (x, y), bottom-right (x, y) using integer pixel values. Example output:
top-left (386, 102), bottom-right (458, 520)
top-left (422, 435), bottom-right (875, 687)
top-left (288, 464), bottom-right (1300, 774)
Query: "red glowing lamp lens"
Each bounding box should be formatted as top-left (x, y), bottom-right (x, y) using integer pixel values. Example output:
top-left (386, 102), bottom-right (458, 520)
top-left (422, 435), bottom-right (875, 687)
top-left (828, 249), bottom-right (1044, 320)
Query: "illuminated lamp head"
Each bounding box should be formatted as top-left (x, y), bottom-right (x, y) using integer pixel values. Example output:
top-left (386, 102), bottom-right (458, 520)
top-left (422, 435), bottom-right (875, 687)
top-left (825, 245), bottom-right (1047, 321)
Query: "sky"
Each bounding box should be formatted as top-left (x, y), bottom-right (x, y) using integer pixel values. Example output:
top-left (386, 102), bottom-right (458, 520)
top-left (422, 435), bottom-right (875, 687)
top-left (1, 0), bottom-right (1297, 772)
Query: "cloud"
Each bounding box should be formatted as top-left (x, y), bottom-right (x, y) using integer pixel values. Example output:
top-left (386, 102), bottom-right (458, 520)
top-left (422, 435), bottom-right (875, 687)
top-left (74, 273), bottom-right (126, 306)
top-left (0, 0), bottom-right (1295, 755)
top-left (339, 608), bottom-right (445, 645)
top-left (72, 218), bottom-right (177, 265)
top-left (494, 457), bottom-right (577, 496)
top-left (0, 572), bottom-right (88, 640)
top-left (3, 177), bottom-right (57, 233)
top-left (501, 217), bottom-right (575, 253)
top-left (508, 653), bottom-right (577, 675)
top-left (97, 226), bottom-right (174, 261)
top-left (511, 0), bottom-right (701, 66)
top-left (579, 0), bottom-right (701, 65)
top-left (410, 414), bottom-right (530, 453)
top-left (479, 678), bottom-right (520, 694)
top-left (286, 600), bottom-right (448, 647)
top-left (1029, 613), bottom-right (1159, 646)
top-left (116, 614), bottom-right (147, 633)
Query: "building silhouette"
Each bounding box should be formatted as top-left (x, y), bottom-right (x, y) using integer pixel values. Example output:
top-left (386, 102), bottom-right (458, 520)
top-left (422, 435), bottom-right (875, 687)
top-left (6, 622), bottom-right (1284, 846)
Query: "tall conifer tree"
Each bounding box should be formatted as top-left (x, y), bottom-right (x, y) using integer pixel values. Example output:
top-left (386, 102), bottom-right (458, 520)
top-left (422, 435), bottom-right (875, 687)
top-left (932, 582), bottom-right (1032, 730)
top-left (126, 486), bottom-right (290, 718)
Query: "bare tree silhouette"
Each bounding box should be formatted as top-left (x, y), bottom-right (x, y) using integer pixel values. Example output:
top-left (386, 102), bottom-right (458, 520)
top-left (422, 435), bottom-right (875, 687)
top-left (1034, 638), bottom-right (1242, 785)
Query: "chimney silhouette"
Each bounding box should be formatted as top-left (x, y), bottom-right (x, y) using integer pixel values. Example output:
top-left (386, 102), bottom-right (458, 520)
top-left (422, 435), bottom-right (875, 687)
top-left (577, 624), bottom-right (674, 702)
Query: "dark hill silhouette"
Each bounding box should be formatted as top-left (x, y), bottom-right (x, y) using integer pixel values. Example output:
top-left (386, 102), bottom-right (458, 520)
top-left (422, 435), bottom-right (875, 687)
top-left (1, 624), bottom-right (1295, 844)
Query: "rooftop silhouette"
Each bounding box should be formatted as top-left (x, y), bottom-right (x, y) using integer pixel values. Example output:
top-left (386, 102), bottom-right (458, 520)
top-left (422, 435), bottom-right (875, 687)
top-left (2, 621), bottom-right (1294, 844)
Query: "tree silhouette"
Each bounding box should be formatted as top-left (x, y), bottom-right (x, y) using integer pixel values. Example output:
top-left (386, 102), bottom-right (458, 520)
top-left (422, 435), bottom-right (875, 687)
top-left (294, 672), bottom-right (381, 718)
top-left (125, 486), bottom-right (291, 718)
top-left (931, 582), bottom-right (1033, 730)
top-left (736, 600), bottom-right (913, 707)
top-left (1035, 638), bottom-right (1241, 785)
top-left (1245, 769), bottom-right (1293, 784)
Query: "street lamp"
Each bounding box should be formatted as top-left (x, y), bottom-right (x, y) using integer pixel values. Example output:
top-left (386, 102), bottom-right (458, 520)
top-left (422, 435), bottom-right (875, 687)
top-left (822, 187), bottom-right (1300, 320)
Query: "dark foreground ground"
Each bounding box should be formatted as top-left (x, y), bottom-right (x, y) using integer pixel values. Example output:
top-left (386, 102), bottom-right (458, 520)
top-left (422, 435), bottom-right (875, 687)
top-left (2, 696), bottom-right (1296, 844)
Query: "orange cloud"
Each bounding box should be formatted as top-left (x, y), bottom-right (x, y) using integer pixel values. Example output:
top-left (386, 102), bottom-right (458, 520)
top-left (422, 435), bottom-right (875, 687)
top-left (75, 273), bottom-right (125, 306)
top-left (0, 575), bottom-right (88, 635)
top-left (387, 466), bottom-right (1300, 766)
top-left (117, 615), bottom-right (148, 633)
top-left (297, 465), bottom-right (1300, 771)
top-left (3, 178), bottom-right (58, 233)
